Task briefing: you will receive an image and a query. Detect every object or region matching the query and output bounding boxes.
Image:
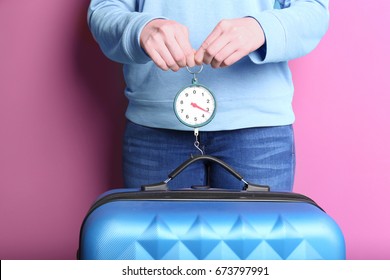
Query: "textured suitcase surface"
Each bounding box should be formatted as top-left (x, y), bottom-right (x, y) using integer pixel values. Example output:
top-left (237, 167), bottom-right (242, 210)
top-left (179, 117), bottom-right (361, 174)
top-left (78, 190), bottom-right (345, 260)
top-left (78, 155), bottom-right (345, 260)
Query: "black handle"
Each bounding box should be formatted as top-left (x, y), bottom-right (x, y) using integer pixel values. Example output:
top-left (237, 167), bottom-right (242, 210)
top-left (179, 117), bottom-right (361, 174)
top-left (168, 155), bottom-right (243, 181)
top-left (141, 155), bottom-right (270, 192)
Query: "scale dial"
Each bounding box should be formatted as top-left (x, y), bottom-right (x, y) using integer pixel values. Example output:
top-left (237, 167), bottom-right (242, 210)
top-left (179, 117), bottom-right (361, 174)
top-left (174, 84), bottom-right (216, 128)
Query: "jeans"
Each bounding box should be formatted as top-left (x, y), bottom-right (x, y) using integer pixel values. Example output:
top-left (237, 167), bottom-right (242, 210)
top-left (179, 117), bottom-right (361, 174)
top-left (123, 121), bottom-right (295, 191)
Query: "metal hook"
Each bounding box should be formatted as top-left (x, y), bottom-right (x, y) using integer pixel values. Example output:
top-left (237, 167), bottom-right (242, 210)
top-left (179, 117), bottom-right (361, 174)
top-left (193, 128), bottom-right (204, 155)
top-left (186, 65), bottom-right (204, 75)
top-left (194, 140), bottom-right (204, 155)
top-left (186, 65), bottom-right (203, 84)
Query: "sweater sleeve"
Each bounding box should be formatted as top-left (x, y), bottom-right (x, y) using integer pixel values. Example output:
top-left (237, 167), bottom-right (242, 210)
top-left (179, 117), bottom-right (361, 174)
top-left (87, 0), bottom-right (164, 64)
top-left (248, 0), bottom-right (330, 64)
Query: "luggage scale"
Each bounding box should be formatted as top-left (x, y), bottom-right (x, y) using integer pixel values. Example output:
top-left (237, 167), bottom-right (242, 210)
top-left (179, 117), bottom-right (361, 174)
top-left (173, 65), bottom-right (216, 154)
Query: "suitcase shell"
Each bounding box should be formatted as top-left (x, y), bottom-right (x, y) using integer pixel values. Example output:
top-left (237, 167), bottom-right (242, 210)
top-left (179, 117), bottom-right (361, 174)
top-left (78, 189), bottom-right (345, 260)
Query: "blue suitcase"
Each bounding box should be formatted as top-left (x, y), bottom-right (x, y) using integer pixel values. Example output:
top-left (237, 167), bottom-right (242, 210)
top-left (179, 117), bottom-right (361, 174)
top-left (78, 155), bottom-right (345, 260)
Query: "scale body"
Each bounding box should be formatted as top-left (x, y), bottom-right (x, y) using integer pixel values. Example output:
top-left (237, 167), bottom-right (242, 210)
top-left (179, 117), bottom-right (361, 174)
top-left (174, 81), bottom-right (216, 128)
top-left (173, 66), bottom-right (217, 154)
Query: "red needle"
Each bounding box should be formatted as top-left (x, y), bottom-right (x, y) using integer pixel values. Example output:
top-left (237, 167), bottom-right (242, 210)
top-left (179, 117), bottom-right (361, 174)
top-left (191, 102), bottom-right (210, 113)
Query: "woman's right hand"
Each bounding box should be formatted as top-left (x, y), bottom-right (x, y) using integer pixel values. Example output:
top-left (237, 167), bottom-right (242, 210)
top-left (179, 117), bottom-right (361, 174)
top-left (140, 19), bottom-right (196, 71)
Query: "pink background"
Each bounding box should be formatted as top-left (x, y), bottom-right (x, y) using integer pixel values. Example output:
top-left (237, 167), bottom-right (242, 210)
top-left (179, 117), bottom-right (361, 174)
top-left (0, 1), bottom-right (389, 260)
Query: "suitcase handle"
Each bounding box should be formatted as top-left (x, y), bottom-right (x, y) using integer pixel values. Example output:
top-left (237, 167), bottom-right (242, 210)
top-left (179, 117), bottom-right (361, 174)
top-left (142, 155), bottom-right (270, 192)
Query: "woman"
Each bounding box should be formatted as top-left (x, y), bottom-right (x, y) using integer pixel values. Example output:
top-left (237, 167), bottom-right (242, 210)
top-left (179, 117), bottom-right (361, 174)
top-left (87, 0), bottom-right (329, 191)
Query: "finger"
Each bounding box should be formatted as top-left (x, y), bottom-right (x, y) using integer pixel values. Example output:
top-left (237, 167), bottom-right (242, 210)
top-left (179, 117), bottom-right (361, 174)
top-left (216, 48), bottom-right (247, 68)
top-left (211, 32), bottom-right (255, 68)
top-left (163, 38), bottom-right (195, 69)
top-left (165, 39), bottom-right (187, 68)
top-left (194, 48), bottom-right (205, 65)
top-left (209, 38), bottom-right (242, 68)
top-left (195, 24), bottom-right (224, 64)
top-left (201, 23), bottom-right (224, 51)
top-left (179, 45), bottom-right (196, 68)
top-left (170, 38), bottom-right (195, 68)
top-left (143, 44), bottom-right (169, 71)
top-left (160, 47), bottom-right (181, 71)
top-left (142, 20), bottom-right (189, 71)
top-left (152, 26), bottom-right (186, 70)
top-left (173, 26), bottom-right (196, 67)
top-left (188, 50), bottom-right (197, 67)
top-left (154, 23), bottom-right (193, 69)
top-left (153, 42), bottom-right (181, 71)
top-left (141, 34), bottom-right (179, 71)
top-left (203, 34), bottom-right (232, 65)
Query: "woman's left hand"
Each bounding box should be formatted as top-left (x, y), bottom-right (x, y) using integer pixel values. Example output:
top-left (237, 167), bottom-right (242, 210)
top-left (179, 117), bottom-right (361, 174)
top-left (195, 17), bottom-right (265, 68)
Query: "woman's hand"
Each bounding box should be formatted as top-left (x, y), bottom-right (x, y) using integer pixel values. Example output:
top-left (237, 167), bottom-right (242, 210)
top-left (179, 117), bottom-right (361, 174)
top-left (140, 19), bottom-right (196, 71)
top-left (195, 17), bottom-right (265, 68)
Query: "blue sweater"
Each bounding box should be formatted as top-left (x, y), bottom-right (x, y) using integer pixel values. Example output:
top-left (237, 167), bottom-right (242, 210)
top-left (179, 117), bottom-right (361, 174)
top-left (88, 0), bottom-right (329, 131)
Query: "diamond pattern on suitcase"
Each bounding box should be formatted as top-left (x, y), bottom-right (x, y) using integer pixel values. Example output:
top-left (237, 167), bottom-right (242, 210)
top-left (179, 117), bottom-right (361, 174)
top-left (117, 212), bottom-right (322, 259)
top-left (80, 200), bottom-right (345, 260)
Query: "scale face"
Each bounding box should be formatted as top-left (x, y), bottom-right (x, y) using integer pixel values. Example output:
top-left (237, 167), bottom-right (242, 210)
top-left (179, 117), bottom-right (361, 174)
top-left (174, 66), bottom-right (216, 128)
top-left (174, 83), bottom-right (216, 128)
